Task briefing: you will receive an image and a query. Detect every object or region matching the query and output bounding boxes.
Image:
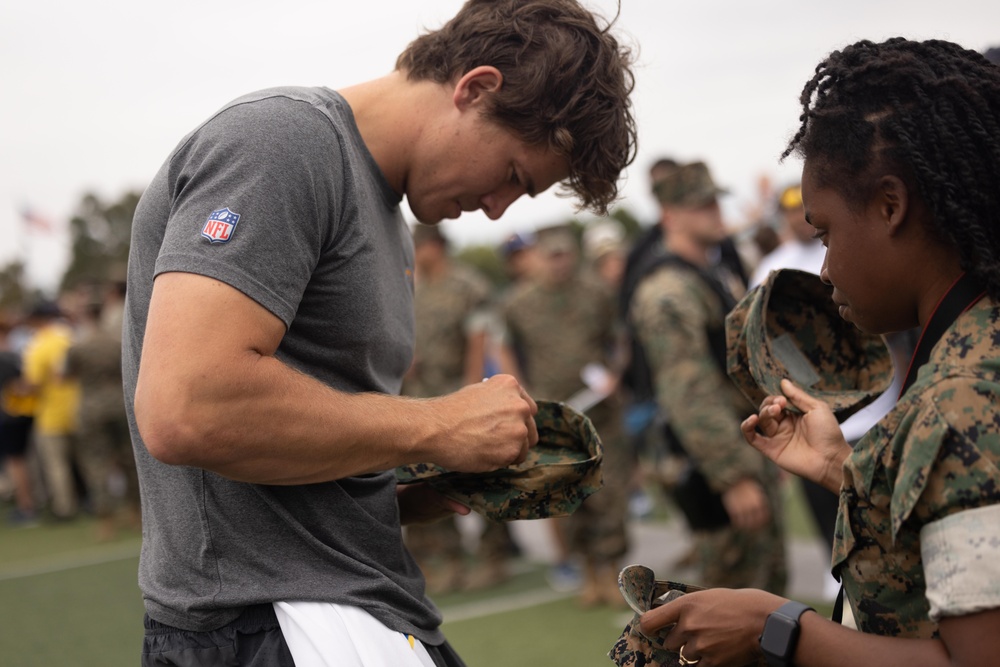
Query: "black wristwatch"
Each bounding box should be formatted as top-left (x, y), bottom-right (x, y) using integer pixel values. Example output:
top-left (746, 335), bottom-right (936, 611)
top-left (759, 600), bottom-right (814, 667)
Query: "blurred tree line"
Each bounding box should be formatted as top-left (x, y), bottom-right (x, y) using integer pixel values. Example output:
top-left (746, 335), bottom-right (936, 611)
top-left (1, 189), bottom-right (644, 314)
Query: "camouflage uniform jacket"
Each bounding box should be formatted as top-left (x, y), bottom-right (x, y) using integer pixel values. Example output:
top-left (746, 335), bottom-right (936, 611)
top-left (630, 262), bottom-right (766, 491)
top-left (502, 273), bottom-right (617, 401)
top-left (834, 298), bottom-right (1000, 637)
top-left (65, 327), bottom-right (125, 421)
top-left (402, 263), bottom-right (491, 398)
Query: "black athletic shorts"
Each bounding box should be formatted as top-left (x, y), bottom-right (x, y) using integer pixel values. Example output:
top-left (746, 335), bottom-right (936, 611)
top-left (0, 415), bottom-right (33, 458)
top-left (141, 603), bottom-right (467, 667)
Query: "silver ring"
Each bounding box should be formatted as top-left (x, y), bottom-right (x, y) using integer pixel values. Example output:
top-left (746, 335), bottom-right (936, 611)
top-left (678, 644), bottom-right (700, 665)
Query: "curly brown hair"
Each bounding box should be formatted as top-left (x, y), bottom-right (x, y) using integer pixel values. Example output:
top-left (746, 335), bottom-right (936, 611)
top-left (396, 0), bottom-right (638, 216)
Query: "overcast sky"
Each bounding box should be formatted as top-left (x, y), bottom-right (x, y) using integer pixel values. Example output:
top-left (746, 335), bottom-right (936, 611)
top-left (3, 0), bottom-right (998, 292)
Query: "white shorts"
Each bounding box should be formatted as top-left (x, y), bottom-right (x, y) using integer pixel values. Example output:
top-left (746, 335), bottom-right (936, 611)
top-left (273, 601), bottom-right (439, 667)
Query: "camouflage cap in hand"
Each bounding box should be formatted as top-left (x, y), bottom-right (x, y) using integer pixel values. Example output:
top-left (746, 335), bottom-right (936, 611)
top-left (395, 400), bottom-right (603, 522)
top-left (725, 268), bottom-right (894, 420)
top-left (608, 564), bottom-right (708, 667)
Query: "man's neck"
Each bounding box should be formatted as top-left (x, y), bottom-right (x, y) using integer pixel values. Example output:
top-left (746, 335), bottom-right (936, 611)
top-left (338, 72), bottom-right (447, 197)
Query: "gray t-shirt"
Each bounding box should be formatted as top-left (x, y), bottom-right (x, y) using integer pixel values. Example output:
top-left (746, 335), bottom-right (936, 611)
top-left (123, 87), bottom-right (442, 641)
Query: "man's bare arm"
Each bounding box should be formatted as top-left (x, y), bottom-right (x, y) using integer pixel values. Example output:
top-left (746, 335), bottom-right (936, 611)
top-left (134, 272), bottom-right (537, 485)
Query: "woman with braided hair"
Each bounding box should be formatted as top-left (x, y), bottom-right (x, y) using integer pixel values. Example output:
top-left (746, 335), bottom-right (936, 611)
top-left (637, 38), bottom-right (1000, 667)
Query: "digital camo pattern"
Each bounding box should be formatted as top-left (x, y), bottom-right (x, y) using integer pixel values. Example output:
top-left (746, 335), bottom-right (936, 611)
top-left (501, 273), bottom-right (617, 401)
top-left (609, 565), bottom-right (760, 667)
top-left (630, 263), bottom-right (765, 490)
top-left (832, 298), bottom-right (1000, 637)
top-left (501, 269), bottom-right (630, 558)
top-left (725, 268), bottom-right (894, 420)
top-left (396, 400), bottom-right (603, 521)
top-left (630, 262), bottom-right (787, 593)
top-left (402, 263), bottom-right (492, 398)
top-left (921, 504), bottom-right (1000, 621)
top-left (651, 161), bottom-right (727, 207)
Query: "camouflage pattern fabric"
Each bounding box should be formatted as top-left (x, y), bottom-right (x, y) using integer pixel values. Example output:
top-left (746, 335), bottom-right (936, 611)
top-left (630, 262), bottom-right (786, 593)
top-left (630, 263), bottom-right (766, 491)
top-left (565, 398), bottom-right (631, 561)
top-left (725, 268), bottom-right (894, 421)
top-left (65, 327), bottom-right (138, 517)
top-left (651, 161), bottom-right (728, 207)
top-left (402, 263), bottom-right (492, 398)
top-left (401, 259), bottom-right (494, 590)
top-left (396, 400), bottom-right (603, 521)
top-left (608, 565), bottom-right (766, 667)
top-left (610, 565), bottom-right (769, 667)
top-left (833, 297), bottom-right (1000, 637)
top-left (501, 271), bottom-right (630, 557)
top-left (501, 273), bottom-right (618, 400)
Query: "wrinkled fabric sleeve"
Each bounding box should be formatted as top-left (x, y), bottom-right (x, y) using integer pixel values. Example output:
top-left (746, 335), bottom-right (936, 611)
top-left (921, 504), bottom-right (1000, 620)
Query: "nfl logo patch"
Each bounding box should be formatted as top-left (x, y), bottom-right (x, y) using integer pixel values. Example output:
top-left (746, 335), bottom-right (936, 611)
top-left (201, 208), bottom-right (241, 243)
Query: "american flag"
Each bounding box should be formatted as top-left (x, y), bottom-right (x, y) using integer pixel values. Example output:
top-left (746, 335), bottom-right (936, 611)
top-left (20, 207), bottom-right (56, 233)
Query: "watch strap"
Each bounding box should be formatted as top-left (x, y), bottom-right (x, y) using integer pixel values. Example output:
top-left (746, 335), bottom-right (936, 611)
top-left (774, 600), bottom-right (814, 622)
top-left (760, 601), bottom-right (815, 667)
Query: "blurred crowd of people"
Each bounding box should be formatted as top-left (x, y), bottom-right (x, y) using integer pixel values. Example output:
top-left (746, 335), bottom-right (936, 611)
top-left (395, 153), bottom-right (903, 609)
top-left (0, 275), bottom-right (140, 540)
top-left (1, 155), bottom-right (908, 607)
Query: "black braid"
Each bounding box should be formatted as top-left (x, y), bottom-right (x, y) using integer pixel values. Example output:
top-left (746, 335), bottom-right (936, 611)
top-left (783, 38), bottom-right (1000, 300)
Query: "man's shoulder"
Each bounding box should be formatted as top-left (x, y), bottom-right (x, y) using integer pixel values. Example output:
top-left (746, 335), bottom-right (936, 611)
top-left (225, 86), bottom-right (341, 112)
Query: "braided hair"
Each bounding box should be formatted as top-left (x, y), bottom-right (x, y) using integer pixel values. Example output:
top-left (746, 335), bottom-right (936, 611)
top-left (782, 38), bottom-right (1000, 300)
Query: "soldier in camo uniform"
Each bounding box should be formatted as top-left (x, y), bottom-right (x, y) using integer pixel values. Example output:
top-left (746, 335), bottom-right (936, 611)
top-left (65, 292), bottom-right (141, 540)
top-left (500, 226), bottom-right (631, 608)
top-left (401, 224), bottom-right (513, 593)
top-left (636, 38), bottom-right (1000, 667)
top-left (629, 160), bottom-right (787, 596)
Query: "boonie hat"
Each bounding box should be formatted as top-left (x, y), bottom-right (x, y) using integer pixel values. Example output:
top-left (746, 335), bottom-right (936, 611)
top-left (395, 400), bottom-right (603, 521)
top-left (652, 161), bottom-right (728, 207)
top-left (608, 564), bottom-right (707, 667)
top-left (725, 268), bottom-right (894, 420)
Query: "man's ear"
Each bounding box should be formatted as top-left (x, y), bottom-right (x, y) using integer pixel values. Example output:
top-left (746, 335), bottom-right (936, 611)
top-left (875, 175), bottom-right (910, 236)
top-left (453, 66), bottom-right (503, 111)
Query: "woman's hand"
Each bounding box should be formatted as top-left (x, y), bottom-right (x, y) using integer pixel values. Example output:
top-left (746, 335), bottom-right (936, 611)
top-left (639, 588), bottom-right (786, 667)
top-left (740, 379), bottom-right (850, 493)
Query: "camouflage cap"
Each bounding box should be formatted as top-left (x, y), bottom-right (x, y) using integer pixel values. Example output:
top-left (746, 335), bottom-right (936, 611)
top-left (395, 400), bottom-right (603, 521)
top-left (652, 161), bottom-right (728, 207)
top-left (608, 565), bottom-right (708, 667)
top-left (725, 268), bottom-right (894, 420)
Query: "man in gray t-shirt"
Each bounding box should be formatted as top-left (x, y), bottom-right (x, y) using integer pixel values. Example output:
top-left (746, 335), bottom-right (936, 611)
top-left (127, 1), bottom-right (637, 664)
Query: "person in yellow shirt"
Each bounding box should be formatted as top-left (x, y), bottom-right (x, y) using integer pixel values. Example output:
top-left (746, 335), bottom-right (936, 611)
top-left (22, 302), bottom-right (81, 520)
top-left (0, 316), bottom-right (39, 525)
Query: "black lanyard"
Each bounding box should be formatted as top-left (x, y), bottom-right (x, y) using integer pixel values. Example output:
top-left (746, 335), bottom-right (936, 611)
top-left (897, 271), bottom-right (987, 399)
top-left (831, 271), bottom-right (986, 624)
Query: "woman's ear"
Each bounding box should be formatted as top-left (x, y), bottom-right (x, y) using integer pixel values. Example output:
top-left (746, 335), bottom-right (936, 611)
top-left (875, 175), bottom-right (910, 236)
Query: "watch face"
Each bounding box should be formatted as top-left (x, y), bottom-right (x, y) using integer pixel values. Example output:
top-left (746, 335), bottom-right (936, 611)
top-left (760, 615), bottom-right (798, 660)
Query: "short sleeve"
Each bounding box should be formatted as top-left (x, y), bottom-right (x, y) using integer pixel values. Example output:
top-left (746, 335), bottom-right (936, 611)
top-left (154, 96), bottom-right (343, 326)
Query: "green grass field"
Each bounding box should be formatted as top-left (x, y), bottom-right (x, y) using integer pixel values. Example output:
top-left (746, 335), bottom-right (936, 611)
top-left (0, 482), bottom-right (831, 667)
